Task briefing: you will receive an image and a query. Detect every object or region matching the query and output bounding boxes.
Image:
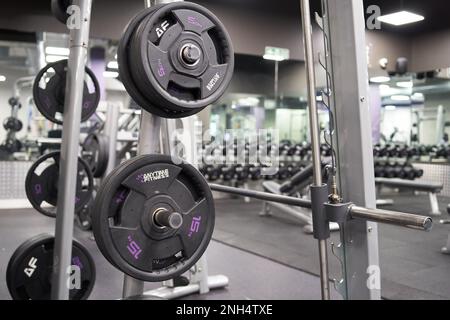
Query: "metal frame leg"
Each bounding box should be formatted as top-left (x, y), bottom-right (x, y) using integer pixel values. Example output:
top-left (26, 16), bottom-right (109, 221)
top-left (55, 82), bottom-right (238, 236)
top-left (259, 201), bottom-right (272, 216)
top-left (428, 192), bottom-right (441, 216)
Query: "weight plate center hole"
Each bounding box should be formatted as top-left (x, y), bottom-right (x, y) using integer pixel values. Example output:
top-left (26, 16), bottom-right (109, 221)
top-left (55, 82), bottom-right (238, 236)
top-left (179, 43), bottom-right (202, 67)
top-left (152, 208), bottom-right (183, 230)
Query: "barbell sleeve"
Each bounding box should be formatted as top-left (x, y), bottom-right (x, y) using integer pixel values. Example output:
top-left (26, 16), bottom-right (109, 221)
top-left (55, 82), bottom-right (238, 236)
top-left (349, 205), bottom-right (433, 231)
top-left (209, 184), bottom-right (433, 231)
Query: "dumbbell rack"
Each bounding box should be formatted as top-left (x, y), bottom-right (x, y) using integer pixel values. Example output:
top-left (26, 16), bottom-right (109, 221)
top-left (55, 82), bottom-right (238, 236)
top-left (51, 0), bottom-right (93, 299)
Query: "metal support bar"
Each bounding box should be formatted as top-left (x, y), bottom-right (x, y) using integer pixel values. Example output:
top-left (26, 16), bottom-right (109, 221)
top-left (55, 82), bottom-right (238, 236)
top-left (122, 111), bottom-right (162, 298)
top-left (103, 102), bottom-right (120, 177)
top-left (210, 183), bottom-right (312, 208)
top-left (300, 0), bottom-right (330, 300)
top-left (428, 192), bottom-right (441, 216)
top-left (51, 0), bottom-right (92, 300)
top-left (211, 183), bottom-right (432, 231)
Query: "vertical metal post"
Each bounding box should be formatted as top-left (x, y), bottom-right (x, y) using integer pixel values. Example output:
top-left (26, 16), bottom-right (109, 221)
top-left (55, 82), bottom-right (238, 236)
top-left (325, 0), bottom-right (380, 300)
top-left (300, 0), bottom-right (330, 300)
top-left (51, 0), bottom-right (92, 300)
top-left (436, 105), bottom-right (444, 145)
top-left (274, 61), bottom-right (279, 105)
top-left (103, 102), bottom-right (121, 176)
top-left (122, 0), bottom-right (180, 299)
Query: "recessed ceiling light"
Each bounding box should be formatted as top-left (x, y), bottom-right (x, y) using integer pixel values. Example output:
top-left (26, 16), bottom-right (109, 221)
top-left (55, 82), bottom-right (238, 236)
top-left (45, 47), bottom-right (70, 56)
top-left (391, 95), bottom-right (410, 101)
top-left (377, 11), bottom-right (424, 26)
top-left (0, 75), bottom-right (6, 82)
top-left (103, 71), bottom-right (119, 78)
top-left (370, 76), bottom-right (390, 83)
top-left (396, 81), bottom-right (413, 88)
top-left (385, 105), bottom-right (397, 111)
top-left (107, 61), bottom-right (119, 69)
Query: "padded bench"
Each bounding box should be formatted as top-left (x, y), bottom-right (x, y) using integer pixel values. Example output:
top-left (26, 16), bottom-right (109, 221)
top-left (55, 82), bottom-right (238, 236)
top-left (375, 177), bottom-right (443, 216)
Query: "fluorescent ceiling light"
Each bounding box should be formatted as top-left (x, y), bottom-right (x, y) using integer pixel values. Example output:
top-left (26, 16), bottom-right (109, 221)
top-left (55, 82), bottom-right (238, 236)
top-left (263, 54), bottom-right (286, 62)
top-left (103, 71), bottom-right (119, 78)
top-left (396, 81), bottom-right (413, 88)
top-left (0, 75), bottom-right (6, 82)
top-left (46, 55), bottom-right (66, 63)
top-left (385, 105), bottom-right (397, 111)
top-left (316, 95), bottom-right (323, 102)
top-left (377, 11), bottom-right (424, 26)
top-left (391, 95), bottom-right (410, 101)
top-left (370, 76), bottom-right (390, 83)
top-left (45, 46), bottom-right (70, 56)
top-left (107, 61), bottom-right (119, 69)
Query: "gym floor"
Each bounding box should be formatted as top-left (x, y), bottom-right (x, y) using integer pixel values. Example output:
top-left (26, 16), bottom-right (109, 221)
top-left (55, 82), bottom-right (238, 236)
top-left (0, 192), bottom-right (448, 300)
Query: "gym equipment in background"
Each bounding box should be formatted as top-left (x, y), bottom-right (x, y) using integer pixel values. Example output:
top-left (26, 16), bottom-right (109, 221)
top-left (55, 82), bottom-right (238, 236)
top-left (92, 154), bottom-right (215, 282)
top-left (118, 2), bottom-right (234, 118)
top-left (0, 96), bottom-right (24, 159)
top-left (25, 151), bottom-right (94, 218)
top-left (6, 233), bottom-right (95, 300)
top-left (33, 59), bottom-right (100, 125)
top-left (81, 133), bottom-right (109, 178)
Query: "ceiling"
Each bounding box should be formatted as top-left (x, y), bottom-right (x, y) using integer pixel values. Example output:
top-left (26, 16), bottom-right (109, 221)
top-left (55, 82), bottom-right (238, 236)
top-left (361, 0), bottom-right (450, 34)
top-left (1, 0), bottom-right (448, 37)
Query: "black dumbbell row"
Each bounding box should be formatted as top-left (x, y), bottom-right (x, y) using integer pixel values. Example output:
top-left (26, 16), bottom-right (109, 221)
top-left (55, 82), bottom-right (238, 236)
top-left (202, 141), bottom-right (332, 160)
top-left (374, 162), bottom-right (424, 180)
top-left (374, 144), bottom-right (450, 160)
top-left (199, 163), bottom-right (307, 183)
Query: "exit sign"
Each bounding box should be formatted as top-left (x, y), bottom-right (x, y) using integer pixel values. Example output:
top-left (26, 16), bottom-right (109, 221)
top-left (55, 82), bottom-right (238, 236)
top-left (264, 46), bottom-right (290, 61)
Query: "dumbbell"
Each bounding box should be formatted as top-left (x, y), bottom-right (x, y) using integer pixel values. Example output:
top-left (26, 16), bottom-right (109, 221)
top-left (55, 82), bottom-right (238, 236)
top-left (204, 165), bottom-right (220, 181)
top-left (248, 165), bottom-right (261, 180)
top-left (234, 165), bottom-right (249, 182)
top-left (277, 164), bottom-right (291, 180)
top-left (320, 144), bottom-right (332, 157)
top-left (220, 166), bottom-right (236, 181)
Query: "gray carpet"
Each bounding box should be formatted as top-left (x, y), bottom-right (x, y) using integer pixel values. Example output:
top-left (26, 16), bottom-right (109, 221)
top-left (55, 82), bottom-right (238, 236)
top-left (213, 193), bottom-right (450, 300)
top-left (0, 208), bottom-right (339, 300)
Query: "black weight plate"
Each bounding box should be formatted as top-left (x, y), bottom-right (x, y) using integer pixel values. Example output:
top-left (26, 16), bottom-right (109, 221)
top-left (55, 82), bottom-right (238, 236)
top-left (33, 59), bottom-right (100, 125)
top-left (25, 151), bottom-right (94, 218)
top-left (51, 0), bottom-right (72, 24)
top-left (92, 154), bottom-right (215, 282)
top-left (82, 133), bottom-right (109, 178)
top-left (130, 2), bottom-right (234, 115)
top-left (6, 234), bottom-right (95, 300)
top-left (118, 6), bottom-right (198, 118)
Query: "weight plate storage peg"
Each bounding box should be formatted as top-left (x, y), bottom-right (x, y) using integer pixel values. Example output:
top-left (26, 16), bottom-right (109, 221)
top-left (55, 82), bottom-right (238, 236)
top-left (33, 59), bottom-right (100, 125)
top-left (92, 154), bottom-right (215, 282)
top-left (51, 0), bottom-right (73, 24)
top-left (81, 133), bottom-right (109, 178)
top-left (25, 151), bottom-right (94, 218)
top-left (6, 234), bottom-right (96, 300)
top-left (119, 2), bottom-right (234, 118)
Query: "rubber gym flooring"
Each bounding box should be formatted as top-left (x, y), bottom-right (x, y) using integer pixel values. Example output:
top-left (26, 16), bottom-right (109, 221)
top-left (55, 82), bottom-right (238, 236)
top-left (213, 192), bottom-right (450, 300)
top-left (0, 208), bottom-right (340, 300)
top-left (0, 192), bottom-right (448, 300)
